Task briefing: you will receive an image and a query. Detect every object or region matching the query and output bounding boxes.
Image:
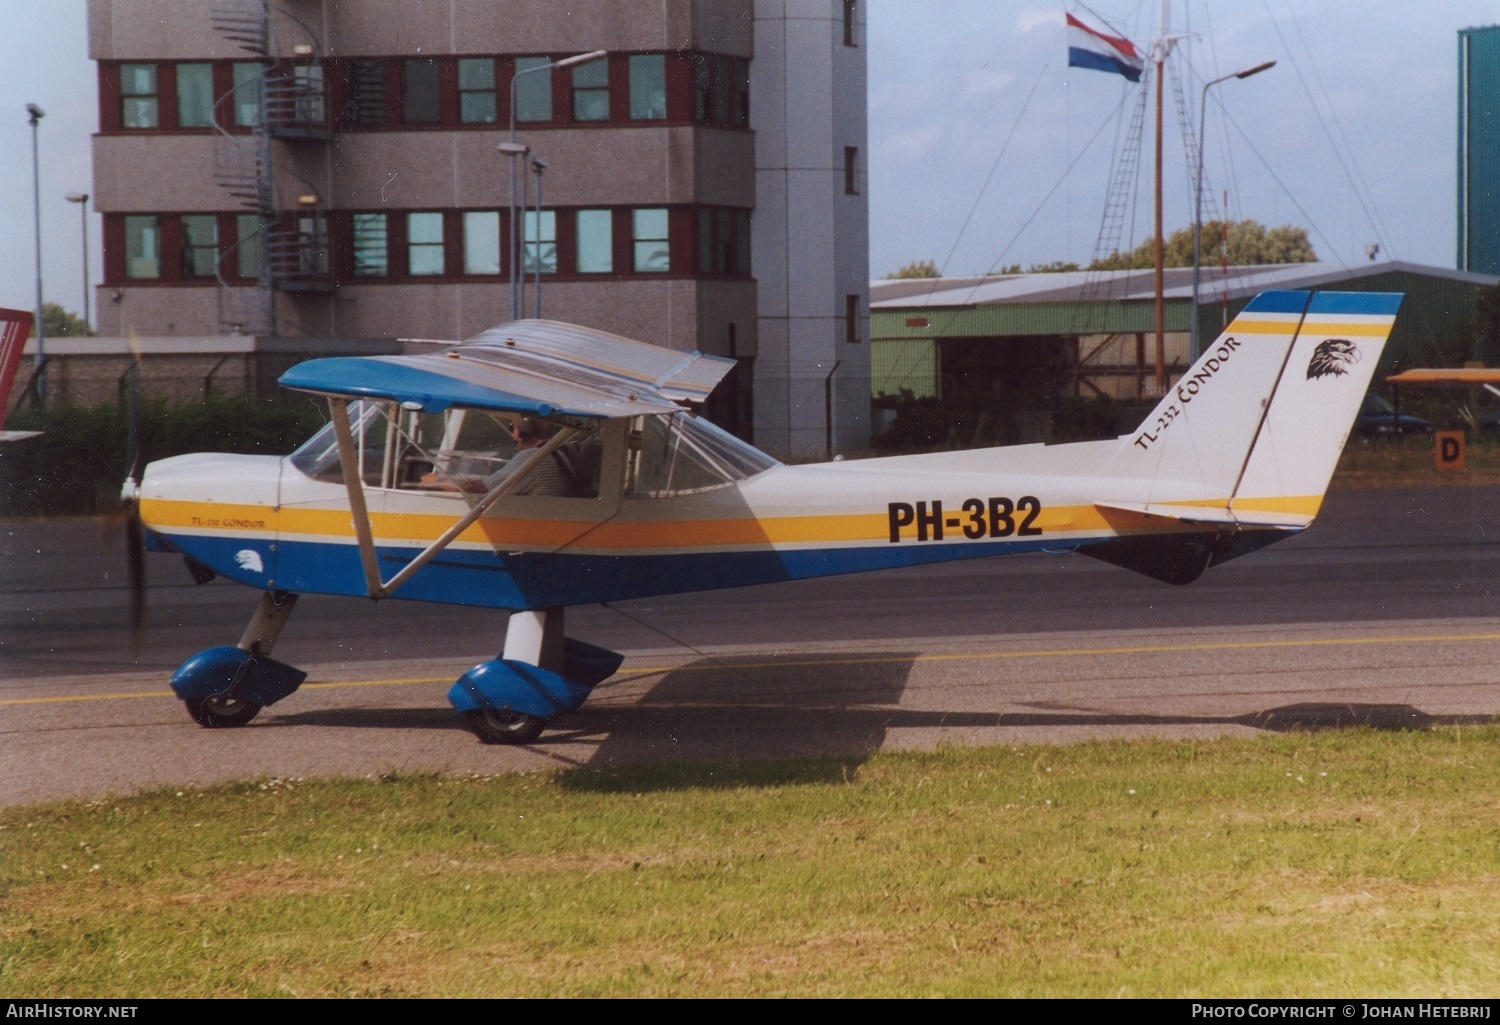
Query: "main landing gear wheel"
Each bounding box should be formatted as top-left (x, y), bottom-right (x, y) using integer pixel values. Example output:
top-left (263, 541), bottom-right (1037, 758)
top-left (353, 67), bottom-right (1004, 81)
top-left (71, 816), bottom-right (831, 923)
top-left (185, 694), bottom-right (263, 728)
top-left (465, 708), bottom-right (546, 745)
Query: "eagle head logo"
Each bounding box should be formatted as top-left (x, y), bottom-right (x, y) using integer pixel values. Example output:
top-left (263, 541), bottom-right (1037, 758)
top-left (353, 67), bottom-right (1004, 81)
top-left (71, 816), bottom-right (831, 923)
top-left (235, 549), bottom-right (264, 574)
top-left (1307, 339), bottom-right (1360, 380)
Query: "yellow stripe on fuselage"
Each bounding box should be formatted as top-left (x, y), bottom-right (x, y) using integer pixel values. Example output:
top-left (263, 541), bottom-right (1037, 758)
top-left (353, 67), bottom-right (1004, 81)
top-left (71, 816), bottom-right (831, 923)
top-left (141, 491), bottom-right (1324, 554)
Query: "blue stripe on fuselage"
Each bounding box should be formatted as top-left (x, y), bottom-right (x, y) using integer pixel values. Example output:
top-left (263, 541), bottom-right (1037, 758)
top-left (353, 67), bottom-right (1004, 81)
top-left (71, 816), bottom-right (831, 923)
top-left (153, 530), bottom-right (1092, 609)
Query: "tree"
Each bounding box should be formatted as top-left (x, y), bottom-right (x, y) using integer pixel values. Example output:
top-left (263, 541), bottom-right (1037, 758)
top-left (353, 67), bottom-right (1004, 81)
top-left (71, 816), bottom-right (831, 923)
top-left (885, 259), bottom-right (940, 279)
top-left (1026, 260), bottom-right (1081, 273)
top-left (1088, 219), bottom-right (1316, 271)
top-left (41, 303), bottom-right (87, 338)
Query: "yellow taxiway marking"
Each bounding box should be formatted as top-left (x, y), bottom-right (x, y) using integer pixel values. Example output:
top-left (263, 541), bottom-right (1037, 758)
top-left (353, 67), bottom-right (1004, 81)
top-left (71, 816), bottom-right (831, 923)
top-left (7, 629), bottom-right (1500, 708)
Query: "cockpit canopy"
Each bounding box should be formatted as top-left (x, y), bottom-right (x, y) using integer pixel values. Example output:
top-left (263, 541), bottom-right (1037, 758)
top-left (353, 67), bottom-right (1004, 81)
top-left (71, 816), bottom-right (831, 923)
top-left (289, 401), bottom-right (777, 498)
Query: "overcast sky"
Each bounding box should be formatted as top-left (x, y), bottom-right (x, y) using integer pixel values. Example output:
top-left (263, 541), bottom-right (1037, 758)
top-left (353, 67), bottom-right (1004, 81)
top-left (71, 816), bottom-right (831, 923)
top-left (2, 1), bottom-right (1496, 318)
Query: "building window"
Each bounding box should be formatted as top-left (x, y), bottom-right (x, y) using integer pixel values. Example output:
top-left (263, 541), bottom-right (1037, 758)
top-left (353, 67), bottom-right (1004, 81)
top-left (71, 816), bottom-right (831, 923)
top-left (125, 215), bottom-right (161, 279)
top-left (576, 209), bottom-right (613, 273)
top-left (407, 212), bottom-right (445, 275)
top-left (176, 63), bottom-right (214, 128)
top-left (572, 58), bottom-right (610, 121)
top-left (293, 215), bottom-right (330, 275)
top-left (232, 62), bottom-right (264, 127)
top-left (345, 60), bottom-right (386, 127)
top-left (352, 213), bottom-right (388, 276)
top-left (693, 56), bottom-right (721, 124)
top-left (843, 0), bottom-right (858, 46)
top-left (844, 146), bottom-right (859, 195)
top-left (292, 65), bottom-right (326, 124)
top-left (180, 215), bottom-right (219, 277)
top-left (523, 209), bottom-right (556, 274)
top-left (458, 58), bottom-right (497, 124)
top-left (698, 207), bottom-right (750, 275)
top-left (514, 56), bottom-right (553, 122)
top-left (403, 58), bottom-right (441, 124)
top-left (632, 208), bottom-right (670, 272)
top-left (463, 211), bottom-right (501, 274)
top-left (846, 294), bottom-right (861, 343)
top-left (121, 63), bottom-right (159, 128)
top-left (629, 55), bottom-right (666, 120)
top-left (691, 55), bottom-right (749, 128)
top-left (235, 214), bottom-right (262, 279)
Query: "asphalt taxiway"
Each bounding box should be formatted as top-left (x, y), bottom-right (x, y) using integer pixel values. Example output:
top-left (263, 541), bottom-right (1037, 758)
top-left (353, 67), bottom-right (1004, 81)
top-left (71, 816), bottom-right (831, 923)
top-left (4, 486), bottom-right (1499, 806)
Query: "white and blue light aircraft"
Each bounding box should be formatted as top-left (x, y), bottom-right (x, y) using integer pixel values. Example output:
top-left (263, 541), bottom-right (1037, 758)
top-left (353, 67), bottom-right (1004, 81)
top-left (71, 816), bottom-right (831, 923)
top-left (126, 290), bottom-right (1402, 743)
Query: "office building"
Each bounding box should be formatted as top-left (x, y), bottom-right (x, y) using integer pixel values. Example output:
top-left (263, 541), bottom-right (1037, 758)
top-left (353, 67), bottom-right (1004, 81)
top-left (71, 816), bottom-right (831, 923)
top-left (86, 0), bottom-right (869, 455)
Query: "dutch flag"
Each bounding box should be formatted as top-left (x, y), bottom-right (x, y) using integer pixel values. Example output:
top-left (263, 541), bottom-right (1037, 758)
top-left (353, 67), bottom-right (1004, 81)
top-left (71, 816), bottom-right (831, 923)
top-left (1066, 11), bottom-right (1144, 82)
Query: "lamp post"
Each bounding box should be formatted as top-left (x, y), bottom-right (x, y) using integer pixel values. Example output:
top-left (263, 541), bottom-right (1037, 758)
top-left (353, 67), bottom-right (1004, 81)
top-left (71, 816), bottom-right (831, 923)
top-left (27, 103), bottom-right (45, 400)
top-left (1190, 60), bottom-right (1275, 361)
top-left (503, 50), bottom-right (605, 320)
top-left (66, 193), bottom-right (90, 335)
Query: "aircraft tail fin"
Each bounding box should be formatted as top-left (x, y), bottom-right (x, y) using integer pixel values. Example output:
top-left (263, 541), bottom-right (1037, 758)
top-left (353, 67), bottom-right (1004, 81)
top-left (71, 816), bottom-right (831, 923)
top-left (1229, 291), bottom-right (1402, 518)
top-left (1105, 289), bottom-right (1400, 523)
top-left (0, 308), bottom-right (35, 439)
top-left (1084, 290), bottom-right (1400, 584)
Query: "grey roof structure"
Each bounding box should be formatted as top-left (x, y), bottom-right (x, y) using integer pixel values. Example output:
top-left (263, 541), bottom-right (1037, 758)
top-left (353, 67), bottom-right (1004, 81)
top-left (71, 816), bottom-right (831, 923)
top-left (870, 261), bottom-right (1498, 309)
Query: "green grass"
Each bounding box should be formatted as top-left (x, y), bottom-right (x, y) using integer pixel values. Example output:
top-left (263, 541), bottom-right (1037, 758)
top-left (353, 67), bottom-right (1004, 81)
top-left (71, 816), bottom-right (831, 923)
top-left (4, 727), bottom-right (1499, 997)
top-left (1333, 435), bottom-right (1500, 488)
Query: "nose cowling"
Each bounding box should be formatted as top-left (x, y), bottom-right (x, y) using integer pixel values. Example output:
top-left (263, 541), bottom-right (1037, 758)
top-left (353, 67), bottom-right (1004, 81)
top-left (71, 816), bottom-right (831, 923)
top-left (139, 453), bottom-right (282, 587)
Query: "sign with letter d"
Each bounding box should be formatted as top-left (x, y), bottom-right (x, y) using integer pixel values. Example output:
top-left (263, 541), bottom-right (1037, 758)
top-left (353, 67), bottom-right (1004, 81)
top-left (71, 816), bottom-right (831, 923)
top-left (1435, 430), bottom-right (1466, 471)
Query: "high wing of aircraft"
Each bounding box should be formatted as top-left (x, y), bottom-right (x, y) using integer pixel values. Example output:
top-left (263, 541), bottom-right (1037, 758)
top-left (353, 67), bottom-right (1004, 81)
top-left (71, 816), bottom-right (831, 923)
top-left (0, 307), bottom-right (39, 442)
top-left (127, 289), bottom-right (1402, 743)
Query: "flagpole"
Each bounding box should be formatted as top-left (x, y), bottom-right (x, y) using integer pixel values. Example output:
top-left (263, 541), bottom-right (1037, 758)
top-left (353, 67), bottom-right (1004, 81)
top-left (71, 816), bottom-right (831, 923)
top-left (1152, 0), bottom-right (1171, 394)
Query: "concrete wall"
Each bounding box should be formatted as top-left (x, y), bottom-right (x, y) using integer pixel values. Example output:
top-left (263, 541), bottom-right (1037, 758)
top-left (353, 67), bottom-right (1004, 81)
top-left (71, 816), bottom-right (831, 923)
top-left (751, 0), bottom-right (869, 458)
top-left (318, 0), bottom-right (751, 60)
top-left (96, 286), bottom-right (221, 338)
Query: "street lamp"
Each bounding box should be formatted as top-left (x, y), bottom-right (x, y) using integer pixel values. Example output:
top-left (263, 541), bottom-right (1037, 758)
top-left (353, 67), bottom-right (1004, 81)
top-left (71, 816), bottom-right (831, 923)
top-left (27, 103), bottom-right (45, 400)
top-left (503, 50), bottom-right (605, 320)
top-left (1190, 60), bottom-right (1275, 360)
top-left (66, 193), bottom-right (90, 336)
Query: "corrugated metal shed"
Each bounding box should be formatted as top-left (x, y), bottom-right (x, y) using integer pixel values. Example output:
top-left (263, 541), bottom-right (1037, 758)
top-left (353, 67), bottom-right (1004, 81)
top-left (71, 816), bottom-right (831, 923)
top-left (870, 261), bottom-right (1498, 399)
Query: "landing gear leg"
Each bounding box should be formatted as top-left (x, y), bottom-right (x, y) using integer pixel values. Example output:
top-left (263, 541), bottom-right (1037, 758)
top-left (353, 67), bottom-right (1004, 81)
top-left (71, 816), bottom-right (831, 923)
top-left (172, 590), bottom-right (307, 728)
top-left (238, 589), bottom-right (299, 655)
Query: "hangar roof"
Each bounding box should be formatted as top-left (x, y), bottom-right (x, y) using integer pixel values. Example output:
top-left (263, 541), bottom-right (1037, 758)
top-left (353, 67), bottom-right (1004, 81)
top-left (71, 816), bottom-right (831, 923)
top-left (870, 261), bottom-right (1497, 309)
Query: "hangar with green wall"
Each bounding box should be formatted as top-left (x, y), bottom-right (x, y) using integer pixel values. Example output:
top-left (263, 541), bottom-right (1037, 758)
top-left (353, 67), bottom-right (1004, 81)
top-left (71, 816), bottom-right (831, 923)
top-left (870, 261), bottom-right (1498, 404)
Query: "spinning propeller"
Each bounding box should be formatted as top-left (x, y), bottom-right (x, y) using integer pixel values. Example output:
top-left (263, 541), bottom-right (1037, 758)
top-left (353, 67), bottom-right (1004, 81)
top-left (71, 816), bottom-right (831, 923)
top-left (118, 333), bottom-right (145, 647)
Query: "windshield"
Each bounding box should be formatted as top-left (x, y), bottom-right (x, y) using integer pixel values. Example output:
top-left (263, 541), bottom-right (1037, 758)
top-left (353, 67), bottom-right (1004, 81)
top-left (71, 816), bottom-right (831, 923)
top-left (289, 399), bottom-right (387, 484)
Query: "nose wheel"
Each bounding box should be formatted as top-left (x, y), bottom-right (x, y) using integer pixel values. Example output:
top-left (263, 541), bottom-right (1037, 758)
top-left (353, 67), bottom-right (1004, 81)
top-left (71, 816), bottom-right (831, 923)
top-left (186, 693), bottom-right (263, 728)
top-left (169, 591), bottom-right (305, 729)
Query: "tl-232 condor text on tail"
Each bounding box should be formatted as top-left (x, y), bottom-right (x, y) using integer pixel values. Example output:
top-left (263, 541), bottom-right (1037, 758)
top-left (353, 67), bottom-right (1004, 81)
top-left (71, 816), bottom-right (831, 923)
top-left (887, 497), bottom-right (1044, 543)
top-left (1134, 336), bottom-right (1244, 450)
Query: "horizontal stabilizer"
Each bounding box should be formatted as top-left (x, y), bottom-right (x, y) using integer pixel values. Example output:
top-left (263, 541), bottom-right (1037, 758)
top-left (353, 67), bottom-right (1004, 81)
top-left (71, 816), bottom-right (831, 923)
top-left (1095, 501), bottom-right (1311, 530)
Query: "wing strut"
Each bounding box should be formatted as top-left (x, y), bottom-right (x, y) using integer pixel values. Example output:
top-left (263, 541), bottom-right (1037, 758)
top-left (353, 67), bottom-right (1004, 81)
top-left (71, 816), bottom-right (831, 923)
top-left (329, 398), bottom-right (578, 601)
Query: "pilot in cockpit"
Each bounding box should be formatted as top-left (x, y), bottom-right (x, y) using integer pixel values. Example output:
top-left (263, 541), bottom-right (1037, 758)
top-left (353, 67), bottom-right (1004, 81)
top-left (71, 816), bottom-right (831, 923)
top-left (421, 416), bottom-right (578, 496)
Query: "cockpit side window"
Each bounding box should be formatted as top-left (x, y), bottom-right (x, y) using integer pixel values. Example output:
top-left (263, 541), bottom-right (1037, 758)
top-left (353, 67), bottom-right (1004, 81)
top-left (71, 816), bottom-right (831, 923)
top-left (625, 412), bottom-right (778, 497)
